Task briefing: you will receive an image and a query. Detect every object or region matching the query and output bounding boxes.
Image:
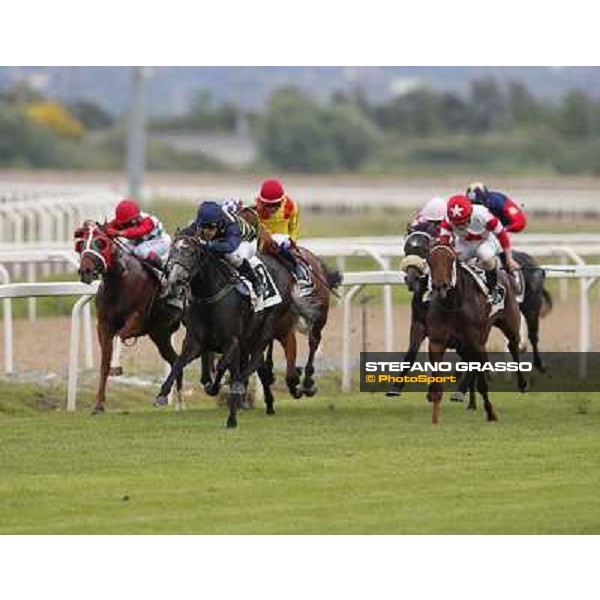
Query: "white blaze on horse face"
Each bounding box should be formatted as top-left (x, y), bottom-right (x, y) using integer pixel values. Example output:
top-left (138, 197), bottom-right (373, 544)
top-left (81, 226), bottom-right (107, 271)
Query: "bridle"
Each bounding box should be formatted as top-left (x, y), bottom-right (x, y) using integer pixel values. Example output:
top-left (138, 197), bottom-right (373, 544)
top-left (429, 244), bottom-right (457, 290)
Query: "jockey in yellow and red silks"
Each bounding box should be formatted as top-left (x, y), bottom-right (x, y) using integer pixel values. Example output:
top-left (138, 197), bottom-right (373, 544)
top-left (253, 178), bottom-right (303, 278)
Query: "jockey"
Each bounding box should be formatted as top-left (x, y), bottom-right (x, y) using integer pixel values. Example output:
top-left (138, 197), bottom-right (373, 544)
top-left (105, 199), bottom-right (170, 269)
top-left (466, 182), bottom-right (527, 233)
top-left (438, 195), bottom-right (519, 305)
top-left (408, 196), bottom-right (447, 235)
top-left (184, 200), bottom-right (264, 297)
top-left (253, 178), bottom-right (304, 280)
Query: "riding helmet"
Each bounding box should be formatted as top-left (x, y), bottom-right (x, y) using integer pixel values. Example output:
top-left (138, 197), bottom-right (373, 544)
top-left (466, 182), bottom-right (489, 204)
top-left (259, 179), bottom-right (285, 204)
top-left (115, 199), bottom-right (141, 225)
top-left (447, 195), bottom-right (473, 226)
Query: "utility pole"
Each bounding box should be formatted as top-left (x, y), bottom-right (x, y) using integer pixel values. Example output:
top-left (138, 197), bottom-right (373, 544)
top-left (126, 66), bottom-right (146, 199)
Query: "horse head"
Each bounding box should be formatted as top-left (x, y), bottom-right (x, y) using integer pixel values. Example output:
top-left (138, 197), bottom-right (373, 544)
top-left (428, 243), bottom-right (457, 300)
top-left (74, 221), bottom-right (117, 284)
top-left (402, 230), bottom-right (433, 293)
top-left (166, 233), bottom-right (207, 296)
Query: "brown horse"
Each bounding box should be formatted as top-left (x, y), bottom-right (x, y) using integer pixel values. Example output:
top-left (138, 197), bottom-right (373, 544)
top-left (238, 206), bottom-right (341, 397)
top-left (74, 221), bottom-right (183, 414)
top-left (426, 243), bottom-right (527, 424)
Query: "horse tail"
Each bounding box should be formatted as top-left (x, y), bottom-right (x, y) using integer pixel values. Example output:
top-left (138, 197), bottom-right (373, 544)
top-left (290, 287), bottom-right (321, 335)
top-left (315, 256), bottom-right (342, 290)
top-left (540, 287), bottom-right (553, 318)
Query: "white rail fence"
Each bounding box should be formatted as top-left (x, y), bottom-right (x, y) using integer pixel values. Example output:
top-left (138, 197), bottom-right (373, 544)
top-left (1, 263), bottom-right (600, 409)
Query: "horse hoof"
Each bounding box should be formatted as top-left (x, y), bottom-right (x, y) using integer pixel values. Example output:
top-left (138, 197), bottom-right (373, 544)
top-left (385, 386), bottom-right (402, 397)
top-left (519, 380), bottom-right (530, 393)
top-left (266, 407), bottom-right (276, 415)
top-left (467, 403), bottom-right (477, 411)
top-left (226, 418), bottom-right (237, 429)
top-left (153, 395), bottom-right (169, 407)
top-left (291, 389), bottom-right (303, 399)
top-left (90, 405), bottom-right (105, 416)
top-left (303, 386), bottom-right (317, 397)
top-left (204, 382), bottom-right (220, 397)
top-left (536, 363), bottom-right (547, 374)
top-left (109, 366), bottom-right (123, 377)
top-left (450, 391), bottom-right (465, 403)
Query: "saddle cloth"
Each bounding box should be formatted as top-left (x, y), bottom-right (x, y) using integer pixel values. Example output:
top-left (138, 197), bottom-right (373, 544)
top-left (293, 260), bottom-right (314, 297)
top-left (237, 255), bottom-right (283, 312)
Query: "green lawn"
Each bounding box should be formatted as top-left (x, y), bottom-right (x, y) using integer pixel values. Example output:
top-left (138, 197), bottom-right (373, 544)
top-left (0, 378), bottom-right (598, 534)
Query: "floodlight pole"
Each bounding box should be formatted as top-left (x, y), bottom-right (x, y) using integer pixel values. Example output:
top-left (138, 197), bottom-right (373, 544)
top-left (126, 66), bottom-right (146, 200)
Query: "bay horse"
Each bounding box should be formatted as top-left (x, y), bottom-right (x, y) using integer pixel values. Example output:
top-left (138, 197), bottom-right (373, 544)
top-left (388, 223), bottom-right (552, 401)
top-left (155, 233), bottom-right (318, 428)
top-left (426, 242), bottom-right (528, 424)
top-left (74, 221), bottom-right (183, 414)
top-left (238, 206), bottom-right (342, 398)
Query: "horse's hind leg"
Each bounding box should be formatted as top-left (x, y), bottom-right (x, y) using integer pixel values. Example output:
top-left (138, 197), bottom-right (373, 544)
top-left (225, 341), bottom-right (242, 429)
top-left (300, 320), bottom-right (325, 397)
top-left (280, 330), bottom-right (302, 399)
top-left (93, 320), bottom-right (116, 415)
top-left (257, 358), bottom-right (276, 415)
top-left (150, 329), bottom-right (184, 411)
top-left (265, 341), bottom-right (276, 385)
top-left (523, 304), bottom-right (546, 373)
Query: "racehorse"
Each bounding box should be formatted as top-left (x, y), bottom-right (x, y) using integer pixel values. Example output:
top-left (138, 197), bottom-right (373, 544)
top-left (74, 221), bottom-right (183, 414)
top-left (426, 242), bottom-right (528, 424)
top-left (238, 206), bottom-right (342, 398)
top-left (388, 224), bottom-right (552, 401)
top-left (404, 222), bottom-right (552, 371)
top-left (155, 233), bottom-right (318, 428)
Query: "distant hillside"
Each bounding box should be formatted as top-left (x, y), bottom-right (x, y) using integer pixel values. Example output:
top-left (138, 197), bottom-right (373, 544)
top-left (3, 66), bottom-right (600, 116)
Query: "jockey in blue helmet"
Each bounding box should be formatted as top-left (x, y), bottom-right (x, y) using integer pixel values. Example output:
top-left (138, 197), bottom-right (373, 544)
top-left (182, 200), bottom-right (264, 297)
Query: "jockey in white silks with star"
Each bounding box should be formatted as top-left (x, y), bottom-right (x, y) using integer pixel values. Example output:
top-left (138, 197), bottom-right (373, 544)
top-left (437, 194), bottom-right (519, 305)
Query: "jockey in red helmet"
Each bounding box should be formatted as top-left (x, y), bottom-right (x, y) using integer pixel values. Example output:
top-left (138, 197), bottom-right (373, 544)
top-left (253, 178), bottom-right (304, 280)
top-left (438, 195), bottom-right (518, 305)
top-left (105, 199), bottom-right (170, 269)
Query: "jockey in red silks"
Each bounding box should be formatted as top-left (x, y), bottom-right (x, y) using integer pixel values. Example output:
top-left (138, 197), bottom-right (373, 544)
top-left (438, 195), bottom-right (519, 305)
top-left (466, 182), bottom-right (527, 233)
top-left (105, 199), bottom-right (171, 269)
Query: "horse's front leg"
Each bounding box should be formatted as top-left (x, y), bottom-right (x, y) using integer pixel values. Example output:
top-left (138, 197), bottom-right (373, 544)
top-left (427, 339), bottom-right (446, 425)
top-left (93, 320), bottom-right (116, 415)
top-left (388, 316), bottom-right (427, 397)
top-left (225, 340), bottom-right (242, 429)
top-left (117, 310), bottom-right (145, 341)
top-left (154, 332), bottom-right (202, 407)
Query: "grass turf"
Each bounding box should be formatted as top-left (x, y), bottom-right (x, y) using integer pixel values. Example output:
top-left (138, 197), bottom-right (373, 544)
top-left (0, 378), bottom-right (598, 534)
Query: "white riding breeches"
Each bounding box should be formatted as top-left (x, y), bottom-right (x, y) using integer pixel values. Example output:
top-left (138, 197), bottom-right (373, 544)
top-left (225, 240), bottom-right (256, 268)
top-left (271, 233), bottom-right (292, 249)
top-left (455, 236), bottom-right (500, 270)
top-left (123, 234), bottom-right (171, 265)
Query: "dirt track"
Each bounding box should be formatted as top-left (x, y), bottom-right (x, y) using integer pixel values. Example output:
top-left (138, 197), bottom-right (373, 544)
top-left (1, 297), bottom-right (594, 380)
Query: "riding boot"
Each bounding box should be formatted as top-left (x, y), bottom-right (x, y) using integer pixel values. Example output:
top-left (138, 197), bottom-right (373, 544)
top-left (485, 267), bottom-right (502, 305)
top-left (142, 252), bottom-right (169, 298)
top-left (238, 259), bottom-right (265, 297)
top-left (279, 246), bottom-right (304, 280)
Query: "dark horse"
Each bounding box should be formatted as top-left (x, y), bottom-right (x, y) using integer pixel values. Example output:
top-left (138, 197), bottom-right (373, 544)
top-left (238, 206), bottom-right (342, 398)
top-left (155, 234), bottom-right (317, 428)
top-left (74, 221), bottom-right (183, 414)
top-left (426, 243), bottom-right (528, 424)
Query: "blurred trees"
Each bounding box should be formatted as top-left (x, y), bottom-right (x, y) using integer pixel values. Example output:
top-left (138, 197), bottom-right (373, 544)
top-left (258, 88), bottom-right (378, 171)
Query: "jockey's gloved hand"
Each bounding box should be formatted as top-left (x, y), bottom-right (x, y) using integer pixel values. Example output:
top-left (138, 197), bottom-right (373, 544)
top-left (105, 227), bottom-right (119, 237)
